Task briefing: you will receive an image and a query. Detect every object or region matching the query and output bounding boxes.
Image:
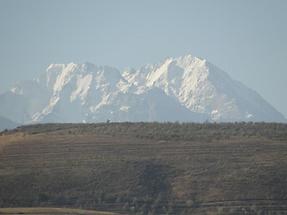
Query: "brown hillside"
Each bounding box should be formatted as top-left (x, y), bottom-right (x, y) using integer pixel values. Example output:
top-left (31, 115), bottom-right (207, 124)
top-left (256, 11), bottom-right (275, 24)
top-left (0, 122), bottom-right (287, 214)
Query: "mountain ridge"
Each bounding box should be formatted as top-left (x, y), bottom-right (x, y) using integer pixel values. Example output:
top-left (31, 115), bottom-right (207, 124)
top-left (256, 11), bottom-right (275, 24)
top-left (0, 54), bottom-right (285, 124)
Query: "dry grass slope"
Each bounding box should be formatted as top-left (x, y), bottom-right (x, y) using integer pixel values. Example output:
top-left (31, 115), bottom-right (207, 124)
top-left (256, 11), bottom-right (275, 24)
top-left (0, 122), bottom-right (287, 214)
top-left (0, 207), bottom-right (120, 214)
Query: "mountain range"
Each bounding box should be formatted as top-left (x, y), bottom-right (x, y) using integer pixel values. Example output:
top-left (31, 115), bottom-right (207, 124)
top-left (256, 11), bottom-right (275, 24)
top-left (0, 54), bottom-right (285, 124)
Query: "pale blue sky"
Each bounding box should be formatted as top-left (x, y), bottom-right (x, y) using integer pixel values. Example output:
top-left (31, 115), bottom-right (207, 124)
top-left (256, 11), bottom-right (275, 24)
top-left (0, 0), bottom-right (286, 117)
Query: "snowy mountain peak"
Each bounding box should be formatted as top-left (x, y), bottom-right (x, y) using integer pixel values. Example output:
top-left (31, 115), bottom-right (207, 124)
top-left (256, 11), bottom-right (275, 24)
top-left (46, 63), bottom-right (66, 71)
top-left (0, 54), bottom-right (285, 124)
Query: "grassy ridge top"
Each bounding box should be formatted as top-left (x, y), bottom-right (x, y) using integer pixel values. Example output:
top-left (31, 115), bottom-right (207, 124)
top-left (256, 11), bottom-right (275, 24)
top-left (1, 122), bottom-right (287, 214)
top-left (5, 122), bottom-right (287, 141)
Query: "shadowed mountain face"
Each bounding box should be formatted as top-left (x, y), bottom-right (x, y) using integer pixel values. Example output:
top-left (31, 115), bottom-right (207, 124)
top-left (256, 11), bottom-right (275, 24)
top-left (0, 54), bottom-right (285, 124)
top-left (0, 116), bottom-right (18, 131)
top-left (1, 122), bottom-right (287, 214)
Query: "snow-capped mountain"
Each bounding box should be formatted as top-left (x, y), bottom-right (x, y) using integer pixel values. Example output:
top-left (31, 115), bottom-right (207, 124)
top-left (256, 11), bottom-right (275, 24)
top-left (0, 54), bottom-right (285, 124)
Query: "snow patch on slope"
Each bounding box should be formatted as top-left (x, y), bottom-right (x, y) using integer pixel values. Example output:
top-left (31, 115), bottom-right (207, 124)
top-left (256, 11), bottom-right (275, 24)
top-left (70, 74), bottom-right (93, 103)
top-left (53, 63), bottom-right (77, 92)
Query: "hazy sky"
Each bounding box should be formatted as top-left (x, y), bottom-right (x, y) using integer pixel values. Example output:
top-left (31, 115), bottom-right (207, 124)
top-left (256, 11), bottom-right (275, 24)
top-left (0, 0), bottom-right (286, 117)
